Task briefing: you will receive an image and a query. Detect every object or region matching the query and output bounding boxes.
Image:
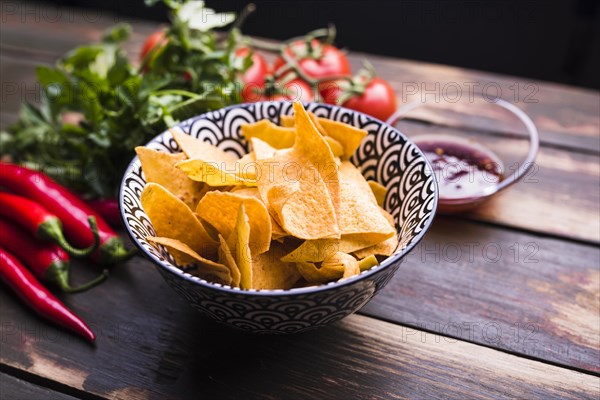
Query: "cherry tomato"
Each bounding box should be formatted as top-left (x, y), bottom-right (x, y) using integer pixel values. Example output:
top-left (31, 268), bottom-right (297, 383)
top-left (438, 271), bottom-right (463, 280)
top-left (243, 77), bottom-right (314, 103)
top-left (140, 30), bottom-right (167, 61)
top-left (320, 80), bottom-right (344, 104)
top-left (322, 77), bottom-right (397, 122)
top-left (236, 48), bottom-right (270, 88)
top-left (272, 40), bottom-right (351, 92)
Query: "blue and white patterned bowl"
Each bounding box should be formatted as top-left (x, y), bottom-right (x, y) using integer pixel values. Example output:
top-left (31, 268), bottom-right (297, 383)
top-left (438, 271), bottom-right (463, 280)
top-left (120, 102), bottom-right (437, 334)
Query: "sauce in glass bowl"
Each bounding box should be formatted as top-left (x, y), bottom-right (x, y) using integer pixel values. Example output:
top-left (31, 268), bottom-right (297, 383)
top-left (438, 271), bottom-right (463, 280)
top-left (414, 135), bottom-right (504, 212)
top-left (387, 98), bottom-right (539, 214)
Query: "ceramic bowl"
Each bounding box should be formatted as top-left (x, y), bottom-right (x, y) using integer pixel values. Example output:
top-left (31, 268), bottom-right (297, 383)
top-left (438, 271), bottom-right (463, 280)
top-left (120, 101), bottom-right (437, 334)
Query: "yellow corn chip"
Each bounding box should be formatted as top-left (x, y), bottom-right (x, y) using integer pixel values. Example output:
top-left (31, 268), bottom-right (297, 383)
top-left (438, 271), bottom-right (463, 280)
top-left (141, 183), bottom-right (218, 261)
top-left (241, 120), bottom-right (295, 149)
top-left (228, 187), bottom-right (288, 239)
top-left (295, 252), bottom-right (358, 283)
top-left (338, 161), bottom-right (394, 240)
top-left (196, 191), bottom-right (271, 254)
top-left (195, 212), bottom-right (219, 242)
top-left (308, 112), bottom-right (328, 136)
top-left (237, 153), bottom-right (257, 180)
top-left (321, 252), bottom-right (360, 279)
top-left (296, 262), bottom-right (344, 283)
top-left (171, 129), bottom-right (238, 164)
top-left (280, 112), bottom-right (327, 136)
top-left (353, 208), bottom-right (398, 258)
top-left (217, 234), bottom-right (241, 287)
top-left (324, 136), bottom-right (345, 158)
top-left (255, 108), bottom-right (341, 240)
top-left (368, 180), bottom-right (387, 207)
top-left (279, 114), bottom-right (294, 128)
top-left (293, 102), bottom-right (341, 218)
top-left (250, 137), bottom-right (277, 161)
top-left (318, 118), bottom-right (367, 159)
top-left (176, 159), bottom-right (257, 187)
top-left (358, 255), bottom-right (379, 271)
top-left (227, 204), bottom-right (252, 289)
top-left (251, 241), bottom-right (301, 290)
top-left (147, 236), bottom-right (230, 284)
top-left (256, 153), bottom-right (338, 239)
top-left (281, 233), bottom-right (385, 263)
top-left (135, 147), bottom-right (204, 210)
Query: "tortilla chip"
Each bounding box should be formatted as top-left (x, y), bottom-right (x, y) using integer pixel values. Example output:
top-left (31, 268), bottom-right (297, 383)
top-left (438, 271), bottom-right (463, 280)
top-left (308, 112), bottom-right (328, 136)
top-left (279, 114), bottom-right (294, 128)
top-left (251, 241), bottom-right (301, 290)
top-left (171, 128), bottom-right (238, 164)
top-left (337, 161), bottom-right (395, 241)
top-left (229, 187), bottom-right (261, 198)
top-left (368, 180), bottom-right (387, 207)
top-left (176, 159), bottom-right (257, 187)
top-left (295, 251), bottom-right (358, 283)
top-left (256, 151), bottom-right (338, 239)
top-left (241, 120), bottom-right (295, 149)
top-left (291, 101), bottom-right (341, 222)
top-left (318, 118), bottom-right (367, 159)
top-left (250, 137), bottom-right (277, 161)
top-left (321, 252), bottom-right (360, 279)
top-left (281, 233), bottom-right (385, 263)
top-left (255, 107), bottom-right (341, 240)
top-left (353, 208), bottom-right (398, 258)
top-left (141, 183), bottom-right (218, 261)
top-left (237, 153), bottom-right (257, 180)
top-left (135, 147), bottom-right (204, 210)
top-left (147, 236), bottom-right (230, 284)
top-left (196, 191), bottom-right (271, 254)
top-left (226, 204), bottom-right (253, 289)
top-left (280, 112), bottom-right (327, 136)
top-left (358, 255), bottom-right (379, 271)
top-left (324, 136), bottom-right (345, 158)
top-left (228, 187), bottom-right (288, 239)
top-left (217, 234), bottom-right (241, 287)
top-left (296, 262), bottom-right (344, 283)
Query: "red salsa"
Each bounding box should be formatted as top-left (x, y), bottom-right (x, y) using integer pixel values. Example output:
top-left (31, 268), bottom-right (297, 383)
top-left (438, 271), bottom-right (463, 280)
top-left (416, 138), bottom-right (503, 201)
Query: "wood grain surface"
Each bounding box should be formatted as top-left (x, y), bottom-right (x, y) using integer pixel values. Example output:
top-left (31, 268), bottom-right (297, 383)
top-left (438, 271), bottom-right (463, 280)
top-left (362, 217), bottom-right (600, 373)
top-left (1, 255), bottom-right (598, 400)
top-left (0, 373), bottom-right (78, 400)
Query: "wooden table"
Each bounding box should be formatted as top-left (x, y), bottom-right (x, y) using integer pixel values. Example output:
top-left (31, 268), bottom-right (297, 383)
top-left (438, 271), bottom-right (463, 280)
top-left (1, 3), bottom-right (599, 399)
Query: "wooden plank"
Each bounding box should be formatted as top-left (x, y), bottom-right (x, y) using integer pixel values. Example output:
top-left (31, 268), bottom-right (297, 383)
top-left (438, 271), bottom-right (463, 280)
top-left (360, 217), bottom-right (600, 373)
top-left (397, 120), bottom-right (600, 243)
top-left (0, 373), bottom-right (78, 400)
top-left (0, 2), bottom-right (155, 57)
top-left (1, 4), bottom-right (599, 153)
top-left (0, 254), bottom-right (598, 400)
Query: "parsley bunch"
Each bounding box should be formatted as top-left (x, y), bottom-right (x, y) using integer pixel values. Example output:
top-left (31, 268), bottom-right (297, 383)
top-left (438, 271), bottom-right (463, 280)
top-left (1, 1), bottom-right (248, 198)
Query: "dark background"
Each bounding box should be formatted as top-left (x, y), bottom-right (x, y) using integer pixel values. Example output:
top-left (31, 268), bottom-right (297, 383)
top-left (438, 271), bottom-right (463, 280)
top-left (36, 0), bottom-right (600, 89)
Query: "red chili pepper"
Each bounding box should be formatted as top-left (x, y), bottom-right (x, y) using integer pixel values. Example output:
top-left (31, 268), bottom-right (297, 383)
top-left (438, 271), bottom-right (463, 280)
top-left (0, 247), bottom-right (96, 343)
top-left (85, 198), bottom-right (121, 228)
top-left (0, 192), bottom-right (99, 258)
top-left (0, 163), bottom-right (135, 264)
top-left (0, 218), bottom-right (108, 292)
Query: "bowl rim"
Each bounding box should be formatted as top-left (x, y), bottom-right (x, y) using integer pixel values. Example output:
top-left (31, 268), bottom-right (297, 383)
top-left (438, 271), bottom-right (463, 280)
top-left (119, 101), bottom-right (438, 297)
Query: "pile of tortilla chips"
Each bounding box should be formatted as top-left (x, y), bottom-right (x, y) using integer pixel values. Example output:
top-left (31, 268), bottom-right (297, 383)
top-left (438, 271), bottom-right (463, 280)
top-left (137, 102), bottom-right (398, 290)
